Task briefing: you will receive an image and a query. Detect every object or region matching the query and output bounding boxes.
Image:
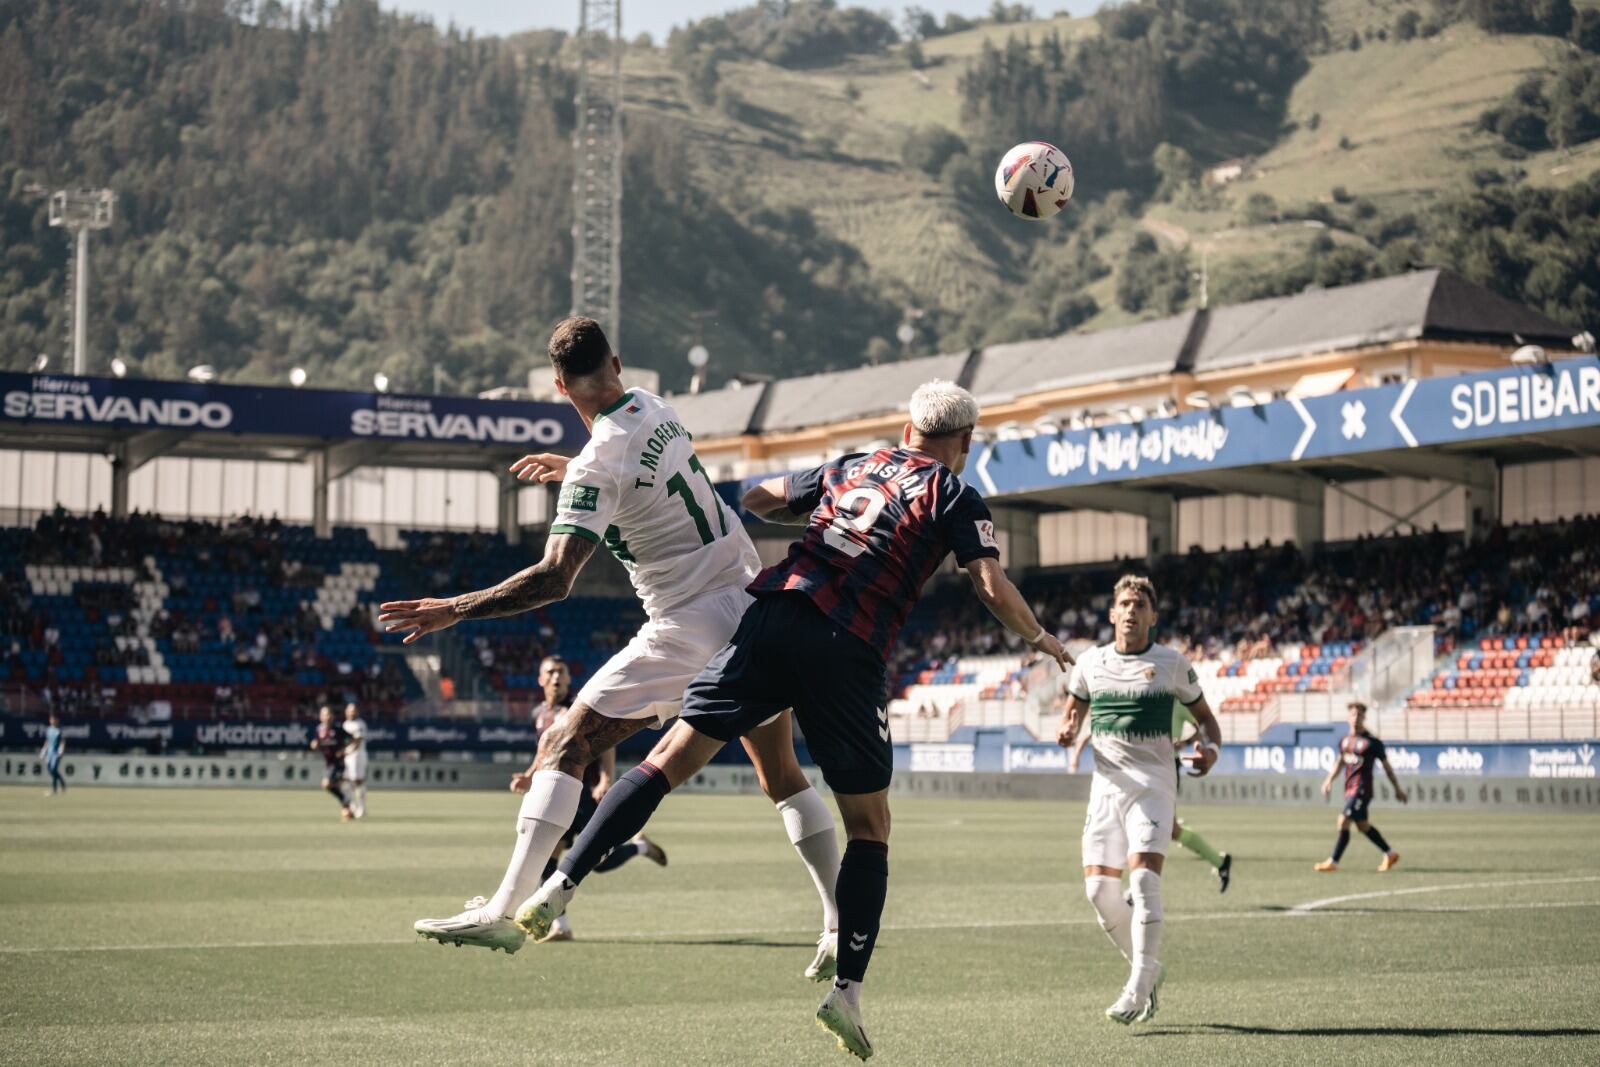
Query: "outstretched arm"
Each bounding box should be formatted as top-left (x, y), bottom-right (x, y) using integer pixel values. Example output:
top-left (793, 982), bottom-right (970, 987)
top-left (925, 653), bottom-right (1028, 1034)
top-left (965, 557), bottom-right (1072, 672)
top-left (742, 475), bottom-right (810, 525)
top-left (379, 533), bottom-right (596, 644)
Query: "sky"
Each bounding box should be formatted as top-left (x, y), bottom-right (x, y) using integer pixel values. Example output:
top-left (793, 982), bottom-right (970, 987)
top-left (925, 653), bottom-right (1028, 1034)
top-left (379, 2), bottom-right (1100, 42)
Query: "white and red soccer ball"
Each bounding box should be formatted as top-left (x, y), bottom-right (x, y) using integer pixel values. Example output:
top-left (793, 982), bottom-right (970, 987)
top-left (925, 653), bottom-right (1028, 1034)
top-left (994, 141), bottom-right (1075, 221)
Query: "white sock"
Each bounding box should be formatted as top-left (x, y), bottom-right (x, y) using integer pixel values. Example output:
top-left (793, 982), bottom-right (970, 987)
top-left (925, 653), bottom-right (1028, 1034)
top-left (832, 976), bottom-right (862, 1009)
top-left (1129, 868), bottom-right (1163, 996)
top-left (1085, 875), bottom-right (1133, 962)
top-left (354, 784), bottom-right (367, 817)
top-left (777, 787), bottom-right (841, 932)
top-left (483, 771), bottom-right (582, 918)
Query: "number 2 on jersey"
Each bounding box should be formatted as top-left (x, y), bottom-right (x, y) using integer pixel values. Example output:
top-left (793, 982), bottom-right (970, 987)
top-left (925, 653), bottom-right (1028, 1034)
top-left (823, 486), bottom-right (886, 557)
top-left (666, 454), bottom-right (729, 545)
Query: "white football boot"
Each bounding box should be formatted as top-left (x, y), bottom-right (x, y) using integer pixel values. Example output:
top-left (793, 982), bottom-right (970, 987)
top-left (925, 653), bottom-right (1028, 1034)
top-left (515, 876), bottom-right (576, 940)
top-left (413, 896), bottom-right (525, 954)
top-left (816, 983), bottom-right (873, 1060)
top-left (1104, 986), bottom-right (1149, 1025)
top-left (805, 930), bottom-right (839, 982)
top-left (1134, 964), bottom-right (1166, 1023)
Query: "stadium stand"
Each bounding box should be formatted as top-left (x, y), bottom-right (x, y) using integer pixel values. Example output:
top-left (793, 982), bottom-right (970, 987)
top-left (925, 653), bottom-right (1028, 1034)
top-left (2, 502), bottom-right (1594, 741)
top-left (389, 528), bottom-right (642, 702)
top-left (0, 510), bottom-right (639, 722)
top-left (887, 516), bottom-right (1600, 742)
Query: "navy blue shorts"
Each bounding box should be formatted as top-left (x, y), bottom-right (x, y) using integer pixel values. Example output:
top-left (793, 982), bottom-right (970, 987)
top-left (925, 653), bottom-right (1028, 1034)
top-left (681, 592), bottom-right (891, 795)
top-left (1341, 794), bottom-right (1371, 822)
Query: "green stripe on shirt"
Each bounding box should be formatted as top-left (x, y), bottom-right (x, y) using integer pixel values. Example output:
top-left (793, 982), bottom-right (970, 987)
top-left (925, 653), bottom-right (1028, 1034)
top-left (1090, 690), bottom-right (1178, 737)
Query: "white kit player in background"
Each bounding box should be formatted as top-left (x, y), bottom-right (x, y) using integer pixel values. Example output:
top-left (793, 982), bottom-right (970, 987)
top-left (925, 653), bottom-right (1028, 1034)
top-left (342, 703), bottom-right (369, 819)
top-left (381, 317), bottom-right (842, 973)
top-left (1055, 574), bottom-right (1221, 1026)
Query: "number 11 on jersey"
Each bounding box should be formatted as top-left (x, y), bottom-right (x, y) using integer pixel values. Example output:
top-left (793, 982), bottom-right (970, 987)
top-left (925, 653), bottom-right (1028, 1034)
top-left (666, 454), bottom-right (729, 545)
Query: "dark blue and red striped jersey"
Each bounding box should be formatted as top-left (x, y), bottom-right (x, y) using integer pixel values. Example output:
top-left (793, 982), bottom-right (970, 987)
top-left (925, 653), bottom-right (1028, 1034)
top-left (1339, 732), bottom-right (1386, 799)
top-left (747, 448), bottom-right (1001, 659)
top-left (315, 723), bottom-right (345, 769)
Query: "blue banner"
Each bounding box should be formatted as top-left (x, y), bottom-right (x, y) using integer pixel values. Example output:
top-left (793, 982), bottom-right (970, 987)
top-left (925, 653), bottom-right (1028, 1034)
top-left (0, 373), bottom-right (588, 449)
top-left (926, 740), bottom-right (1600, 779)
top-left (2, 715), bottom-right (541, 753)
top-left (970, 357), bottom-right (1600, 495)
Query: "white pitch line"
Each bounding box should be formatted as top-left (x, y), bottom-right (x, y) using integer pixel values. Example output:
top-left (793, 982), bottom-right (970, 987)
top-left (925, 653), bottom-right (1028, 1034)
top-left (3, 882), bottom-right (1598, 955)
top-left (1286, 874), bottom-right (1600, 915)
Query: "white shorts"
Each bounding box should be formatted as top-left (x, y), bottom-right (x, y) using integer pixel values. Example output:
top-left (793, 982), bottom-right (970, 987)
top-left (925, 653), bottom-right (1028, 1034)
top-left (344, 750), bottom-right (368, 781)
top-left (575, 585), bottom-right (755, 727)
top-left (1081, 774), bottom-right (1175, 868)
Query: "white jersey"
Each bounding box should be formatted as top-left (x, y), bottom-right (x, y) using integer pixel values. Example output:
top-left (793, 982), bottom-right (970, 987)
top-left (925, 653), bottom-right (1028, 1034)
top-left (1067, 642), bottom-right (1202, 792)
top-left (343, 717), bottom-right (367, 749)
top-left (550, 388), bottom-right (760, 617)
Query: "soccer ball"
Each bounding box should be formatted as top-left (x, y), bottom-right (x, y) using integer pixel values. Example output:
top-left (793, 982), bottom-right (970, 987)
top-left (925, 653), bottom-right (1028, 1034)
top-left (994, 142), bottom-right (1075, 220)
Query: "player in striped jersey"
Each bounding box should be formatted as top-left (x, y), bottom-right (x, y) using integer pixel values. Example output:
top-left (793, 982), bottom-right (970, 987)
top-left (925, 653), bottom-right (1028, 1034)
top-left (516, 380), bottom-right (1071, 1060)
top-left (1315, 701), bottom-right (1407, 872)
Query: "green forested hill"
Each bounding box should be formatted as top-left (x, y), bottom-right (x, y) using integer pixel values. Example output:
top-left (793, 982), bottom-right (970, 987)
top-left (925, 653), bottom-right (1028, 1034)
top-left (1, 0), bottom-right (1595, 397)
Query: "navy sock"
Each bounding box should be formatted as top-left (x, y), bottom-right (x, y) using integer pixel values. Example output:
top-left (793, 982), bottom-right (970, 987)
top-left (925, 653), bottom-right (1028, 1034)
top-left (1331, 828), bottom-right (1350, 862)
top-left (834, 839), bottom-right (889, 984)
top-left (593, 842), bottom-right (642, 874)
top-left (326, 784), bottom-right (346, 807)
top-left (1363, 825), bottom-right (1392, 853)
top-left (557, 763), bottom-right (670, 886)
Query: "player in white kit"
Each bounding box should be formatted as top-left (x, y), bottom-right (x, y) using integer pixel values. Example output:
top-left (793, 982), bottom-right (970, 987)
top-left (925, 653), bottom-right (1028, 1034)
top-left (1056, 575), bottom-right (1221, 1025)
top-left (341, 703), bottom-right (369, 819)
top-left (381, 318), bottom-right (841, 972)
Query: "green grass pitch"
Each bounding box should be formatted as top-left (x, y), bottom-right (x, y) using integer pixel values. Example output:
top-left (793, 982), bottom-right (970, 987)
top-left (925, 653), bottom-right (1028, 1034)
top-left (3, 785), bottom-right (1598, 1065)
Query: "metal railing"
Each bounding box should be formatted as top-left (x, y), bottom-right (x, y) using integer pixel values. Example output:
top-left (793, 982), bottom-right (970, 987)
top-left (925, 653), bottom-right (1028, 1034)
top-left (1333, 626), bottom-right (1436, 705)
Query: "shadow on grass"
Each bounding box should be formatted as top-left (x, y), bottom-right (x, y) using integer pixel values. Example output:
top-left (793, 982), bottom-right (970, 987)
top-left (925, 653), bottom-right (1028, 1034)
top-left (582, 936), bottom-right (813, 950)
top-left (1138, 1024), bottom-right (1600, 1039)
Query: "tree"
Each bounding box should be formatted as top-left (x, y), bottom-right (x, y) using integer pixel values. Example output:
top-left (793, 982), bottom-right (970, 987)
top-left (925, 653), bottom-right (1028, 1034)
top-left (1396, 9), bottom-right (1421, 39)
top-left (1152, 143), bottom-right (1199, 201)
top-left (1116, 232), bottom-right (1191, 314)
top-left (1573, 8), bottom-right (1600, 52)
top-left (1243, 192), bottom-right (1279, 226)
top-left (907, 38), bottom-right (928, 69)
top-left (902, 125), bottom-right (967, 173)
top-left (904, 6), bottom-right (939, 39)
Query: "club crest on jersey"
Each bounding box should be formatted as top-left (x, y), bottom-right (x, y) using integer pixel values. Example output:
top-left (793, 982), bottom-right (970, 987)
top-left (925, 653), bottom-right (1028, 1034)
top-left (1143, 666), bottom-right (1156, 681)
top-left (559, 484), bottom-right (600, 512)
top-left (975, 519), bottom-right (998, 549)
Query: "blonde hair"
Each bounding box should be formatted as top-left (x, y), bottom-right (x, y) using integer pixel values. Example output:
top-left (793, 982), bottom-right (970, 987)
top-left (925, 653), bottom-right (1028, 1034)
top-left (909, 379), bottom-right (979, 437)
top-left (1113, 574), bottom-right (1157, 610)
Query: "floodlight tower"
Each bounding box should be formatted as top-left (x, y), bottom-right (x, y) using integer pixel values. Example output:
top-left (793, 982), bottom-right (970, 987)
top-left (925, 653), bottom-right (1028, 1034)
top-left (571, 0), bottom-right (623, 351)
top-left (48, 188), bottom-right (115, 376)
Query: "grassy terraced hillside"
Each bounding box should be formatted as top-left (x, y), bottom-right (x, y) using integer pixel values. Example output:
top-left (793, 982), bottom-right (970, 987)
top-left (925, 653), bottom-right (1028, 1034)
top-left (612, 3), bottom-right (1590, 342)
top-left (3, 1), bottom-right (1593, 391)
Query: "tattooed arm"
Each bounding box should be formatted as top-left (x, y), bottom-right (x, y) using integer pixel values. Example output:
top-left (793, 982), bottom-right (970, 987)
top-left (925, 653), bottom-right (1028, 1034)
top-left (378, 533), bottom-right (596, 644)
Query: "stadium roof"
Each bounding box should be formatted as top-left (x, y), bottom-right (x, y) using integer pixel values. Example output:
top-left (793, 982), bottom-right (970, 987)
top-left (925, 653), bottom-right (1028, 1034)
top-left (969, 311), bottom-right (1200, 401)
top-left (759, 350), bottom-right (972, 433)
top-left (668, 380), bottom-right (766, 439)
top-left (1189, 269), bottom-right (1576, 373)
top-left (669, 270), bottom-right (1577, 438)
